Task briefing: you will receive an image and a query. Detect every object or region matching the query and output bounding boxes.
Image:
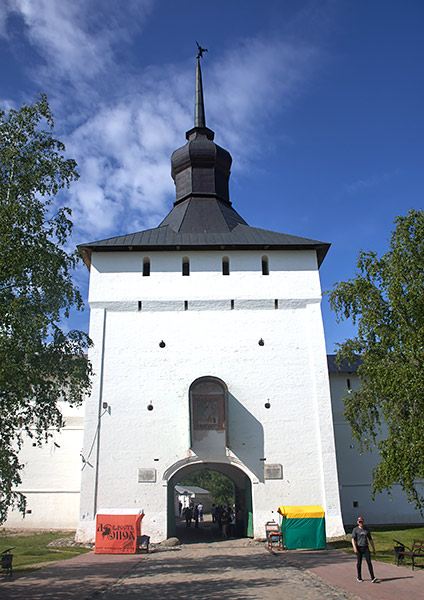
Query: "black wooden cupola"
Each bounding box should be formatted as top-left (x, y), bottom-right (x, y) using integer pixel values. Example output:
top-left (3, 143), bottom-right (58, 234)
top-left (170, 56), bottom-right (232, 206)
top-left (161, 54), bottom-right (247, 234)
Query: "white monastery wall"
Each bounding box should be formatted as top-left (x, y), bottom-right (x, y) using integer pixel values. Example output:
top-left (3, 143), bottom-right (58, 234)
top-left (77, 249), bottom-right (344, 542)
top-left (329, 372), bottom-right (424, 525)
top-left (4, 402), bottom-right (84, 529)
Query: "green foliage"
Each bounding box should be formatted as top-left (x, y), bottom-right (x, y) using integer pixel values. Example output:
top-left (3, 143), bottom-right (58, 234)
top-left (179, 470), bottom-right (235, 506)
top-left (0, 95), bottom-right (92, 524)
top-left (328, 209), bottom-right (424, 512)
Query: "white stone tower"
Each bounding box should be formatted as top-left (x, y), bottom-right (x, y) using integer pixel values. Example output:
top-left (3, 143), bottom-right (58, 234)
top-left (76, 53), bottom-right (344, 543)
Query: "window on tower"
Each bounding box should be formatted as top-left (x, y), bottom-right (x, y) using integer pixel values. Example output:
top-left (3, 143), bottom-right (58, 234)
top-left (143, 257), bottom-right (150, 276)
top-left (182, 257), bottom-right (190, 276)
top-left (262, 256), bottom-right (269, 275)
top-left (222, 256), bottom-right (230, 275)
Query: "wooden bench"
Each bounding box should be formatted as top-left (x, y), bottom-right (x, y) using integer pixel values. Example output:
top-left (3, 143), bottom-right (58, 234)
top-left (1, 547), bottom-right (14, 576)
top-left (395, 539), bottom-right (424, 570)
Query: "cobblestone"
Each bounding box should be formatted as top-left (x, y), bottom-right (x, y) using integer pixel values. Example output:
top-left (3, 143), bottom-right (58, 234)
top-left (99, 540), bottom-right (358, 600)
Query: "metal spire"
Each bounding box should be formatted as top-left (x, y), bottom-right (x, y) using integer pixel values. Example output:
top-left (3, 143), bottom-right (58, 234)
top-left (194, 42), bottom-right (207, 128)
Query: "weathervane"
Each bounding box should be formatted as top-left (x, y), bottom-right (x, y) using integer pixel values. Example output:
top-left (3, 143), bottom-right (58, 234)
top-left (196, 41), bottom-right (208, 59)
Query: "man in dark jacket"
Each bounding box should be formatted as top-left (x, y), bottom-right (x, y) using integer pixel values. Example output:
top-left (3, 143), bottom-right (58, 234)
top-left (184, 506), bottom-right (193, 528)
top-left (351, 516), bottom-right (377, 582)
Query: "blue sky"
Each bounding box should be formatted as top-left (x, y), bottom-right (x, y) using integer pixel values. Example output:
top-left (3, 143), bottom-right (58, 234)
top-left (1, 0), bottom-right (423, 352)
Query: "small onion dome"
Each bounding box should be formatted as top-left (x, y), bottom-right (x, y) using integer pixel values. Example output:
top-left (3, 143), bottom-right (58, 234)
top-left (171, 126), bottom-right (232, 205)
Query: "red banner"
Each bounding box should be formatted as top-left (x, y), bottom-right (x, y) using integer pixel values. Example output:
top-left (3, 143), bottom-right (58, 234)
top-left (95, 514), bottom-right (143, 554)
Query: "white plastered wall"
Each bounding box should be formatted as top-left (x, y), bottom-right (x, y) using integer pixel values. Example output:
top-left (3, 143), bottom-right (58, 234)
top-left (4, 402), bottom-right (84, 529)
top-left (329, 371), bottom-right (424, 526)
top-left (76, 249), bottom-right (344, 542)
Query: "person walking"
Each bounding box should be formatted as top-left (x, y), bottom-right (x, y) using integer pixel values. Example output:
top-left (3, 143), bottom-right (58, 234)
top-left (351, 516), bottom-right (377, 583)
top-left (221, 509), bottom-right (229, 538)
top-left (184, 506), bottom-right (193, 528)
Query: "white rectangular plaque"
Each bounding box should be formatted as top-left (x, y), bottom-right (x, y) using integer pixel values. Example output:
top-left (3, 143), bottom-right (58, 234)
top-left (264, 464), bottom-right (283, 480)
top-left (138, 468), bottom-right (156, 483)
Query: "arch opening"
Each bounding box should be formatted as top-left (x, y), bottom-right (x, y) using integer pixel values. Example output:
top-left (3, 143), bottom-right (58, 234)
top-left (167, 462), bottom-right (253, 542)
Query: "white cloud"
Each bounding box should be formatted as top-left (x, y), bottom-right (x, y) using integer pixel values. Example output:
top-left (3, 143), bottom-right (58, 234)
top-left (66, 93), bottom-right (186, 239)
top-left (344, 170), bottom-right (400, 194)
top-left (2, 1), bottom-right (323, 242)
top-left (207, 36), bottom-right (319, 168)
top-left (4, 0), bottom-right (153, 88)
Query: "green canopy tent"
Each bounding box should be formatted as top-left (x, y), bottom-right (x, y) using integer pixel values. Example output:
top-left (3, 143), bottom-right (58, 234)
top-left (277, 505), bottom-right (326, 550)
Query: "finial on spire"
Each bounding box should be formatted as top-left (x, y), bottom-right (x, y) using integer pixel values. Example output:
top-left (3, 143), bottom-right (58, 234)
top-left (194, 42), bottom-right (207, 128)
top-left (196, 41), bottom-right (208, 59)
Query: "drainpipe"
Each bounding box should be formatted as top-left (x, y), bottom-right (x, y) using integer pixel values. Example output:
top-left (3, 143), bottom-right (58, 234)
top-left (93, 308), bottom-right (107, 517)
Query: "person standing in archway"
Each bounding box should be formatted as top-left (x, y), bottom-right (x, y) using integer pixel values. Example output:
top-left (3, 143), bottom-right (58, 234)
top-left (236, 506), bottom-right (244, 537)
top-left (184, 506), bottom-right (193, 528)
top-left (221, 509), bottom-right (229, 538)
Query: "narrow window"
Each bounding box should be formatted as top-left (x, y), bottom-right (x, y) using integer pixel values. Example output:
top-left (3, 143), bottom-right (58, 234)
top-left (138, 301), bottom-right (142, 312)
top-left (262, 256), bottom-right (269, 275)
top-left (230, 299), bottom-right (234, 310)
top-left (182, 257), bottom-right (190, 276)
top-left (274, 299), bottom-right (278, 309)
top-left (222, 257), bottom-right (230, 275)
top-left (143, 257), bottom-right (150, 277)
top-left (347, 378), bottom-right (351, 389)
top-left (184, 300), bottom-right (188, 311)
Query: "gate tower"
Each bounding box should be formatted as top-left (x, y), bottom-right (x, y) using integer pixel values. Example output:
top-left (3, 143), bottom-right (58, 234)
top-left (76, 53), bottom-right (344, 542)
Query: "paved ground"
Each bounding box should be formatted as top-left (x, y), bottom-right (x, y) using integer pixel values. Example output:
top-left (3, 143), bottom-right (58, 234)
top-left (1, 522), bottom-right (423, 600)
top-left (0, 552), bottom-right (141, 600)
top-left (99, 540), bottom-right (359, 600)
top-left (281, 548), bottom-right (424, 600)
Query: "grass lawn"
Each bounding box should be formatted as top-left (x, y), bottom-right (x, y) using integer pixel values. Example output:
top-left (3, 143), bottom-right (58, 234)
top-left (328, 525), bottom-right (424, 568)
top-left (0, 530), bottom-right (91, 573)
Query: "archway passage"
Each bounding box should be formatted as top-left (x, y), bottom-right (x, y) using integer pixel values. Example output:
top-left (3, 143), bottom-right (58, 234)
top-left (167, 462), bottom-right (253, 543)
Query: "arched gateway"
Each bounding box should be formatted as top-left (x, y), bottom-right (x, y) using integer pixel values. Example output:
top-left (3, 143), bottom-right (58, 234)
top-left (166, 460), bottom-right (253, 538)
top-left (166, 376), bottom-right (253, 538)
top-left (76, 51), bottom-right (344, 544)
